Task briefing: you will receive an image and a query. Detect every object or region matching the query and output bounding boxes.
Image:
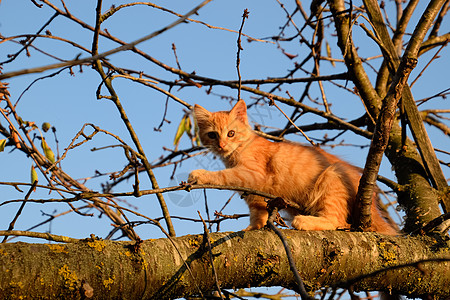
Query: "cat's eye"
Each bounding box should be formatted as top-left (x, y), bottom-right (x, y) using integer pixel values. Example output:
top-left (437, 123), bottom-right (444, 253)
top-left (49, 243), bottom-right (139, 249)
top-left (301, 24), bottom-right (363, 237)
top-left (207, 132), bottom-right (217, 139)
top-left (227, 130), bottom-right (235, 138)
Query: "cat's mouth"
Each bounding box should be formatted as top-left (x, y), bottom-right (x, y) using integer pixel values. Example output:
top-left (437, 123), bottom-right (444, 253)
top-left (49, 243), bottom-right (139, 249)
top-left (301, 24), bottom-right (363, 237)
top-left (216, 148), bottom-right (231, 156)
top-left (211, 146), bottom-right (234, 157)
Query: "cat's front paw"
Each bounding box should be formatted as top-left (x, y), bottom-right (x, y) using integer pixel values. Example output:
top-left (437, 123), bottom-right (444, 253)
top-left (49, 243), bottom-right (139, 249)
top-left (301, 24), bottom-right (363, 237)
top-left (188, 169), bottom-right (209, 184)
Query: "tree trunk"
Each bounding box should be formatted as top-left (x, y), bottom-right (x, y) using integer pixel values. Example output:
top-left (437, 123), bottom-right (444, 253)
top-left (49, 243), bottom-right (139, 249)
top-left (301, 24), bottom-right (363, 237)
top-left (328, 0), bottom-right (447, 232)
top-left (1, 230), bottom-right (449, 299)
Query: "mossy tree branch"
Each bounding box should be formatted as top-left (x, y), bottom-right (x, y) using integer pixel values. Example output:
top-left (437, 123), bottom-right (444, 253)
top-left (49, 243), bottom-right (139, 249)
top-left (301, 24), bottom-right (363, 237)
top-left (0, 231), bottom-right (448, 299)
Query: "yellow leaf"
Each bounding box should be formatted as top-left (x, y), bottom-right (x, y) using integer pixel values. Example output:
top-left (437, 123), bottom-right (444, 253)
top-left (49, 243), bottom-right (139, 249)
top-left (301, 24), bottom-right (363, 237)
top-left (193, 118), bottom-right (201, 146)
top-left (0, 139), bottom-right (6, 152)
top-left (31, 165), bottom-right (38, 184)
top-left (173, 115), bottom-right (187, 147)
top-left (41, 138), bottom-right (56, 163)
top-left (185, 115), bottom-right (193, 138)
top-left (326, 41), bottom-right (335, 67)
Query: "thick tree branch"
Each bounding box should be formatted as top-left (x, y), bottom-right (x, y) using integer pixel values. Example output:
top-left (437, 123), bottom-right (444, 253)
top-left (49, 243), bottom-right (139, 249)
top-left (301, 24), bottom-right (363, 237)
top-left (0, 231), bottom-right (448, 299)
top-left (327, 0), bottom-right (382, 119)
top-left (355, 0), bottom-right (447, 231)
top-left (362, 0), bottom-right (449, 218)
top-left (354, 56), bottom-right (417, 231)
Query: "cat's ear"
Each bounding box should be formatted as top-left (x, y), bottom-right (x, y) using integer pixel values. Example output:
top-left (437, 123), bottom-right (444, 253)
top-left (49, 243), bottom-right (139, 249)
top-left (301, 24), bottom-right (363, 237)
top-left (230, 100), bottom-right (249, 125)
top-left (193, 104), bottom-right (212, 124)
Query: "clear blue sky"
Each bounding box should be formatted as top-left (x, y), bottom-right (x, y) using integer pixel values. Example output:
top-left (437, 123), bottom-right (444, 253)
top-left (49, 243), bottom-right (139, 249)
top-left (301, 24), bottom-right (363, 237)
top-left (0, 0), bottom-right (448, 244)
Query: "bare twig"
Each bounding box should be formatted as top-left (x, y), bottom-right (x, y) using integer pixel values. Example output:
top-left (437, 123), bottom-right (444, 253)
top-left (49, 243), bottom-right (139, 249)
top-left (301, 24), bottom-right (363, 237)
top-left (198, 211), bottom-right (224, 299)
top-left (0, 12), bottom-right (59, 65)
top-left (266, 198), bottom-right (315, 300)
top-left (269, 99), bottom-right (316, 146)
top-left (102, 2), bottom-right (270, 44)
top-left (0, 0), bottom-right (213, 80)
top-left (0, 230), bottom-right (79, 243)
top-left (1, 180), bottom-right (39, 243)
top-left (410, 42), bottom-right (448, 87)
top-left (0, 184), bottom-right (278, 208)
top-left (236, 9), bottom-right (249, 101)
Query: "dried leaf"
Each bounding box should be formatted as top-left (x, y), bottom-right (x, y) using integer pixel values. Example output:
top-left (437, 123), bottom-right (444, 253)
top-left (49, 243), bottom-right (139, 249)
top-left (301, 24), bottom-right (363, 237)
top-left (9, 126), bottom-right (21, 149)
top-left (29, 122), bottom-right (38, 130)
top-left (283, 51), bottom-right (298, 60)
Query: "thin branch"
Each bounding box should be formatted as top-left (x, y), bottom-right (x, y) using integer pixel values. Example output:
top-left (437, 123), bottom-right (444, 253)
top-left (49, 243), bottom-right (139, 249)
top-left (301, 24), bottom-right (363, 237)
top-left (102, 2), bottom-right (270, 44)
top-left (0, 0), bottom-right (213, 80)
top-left (0, 230), bottom-right (79, 243)
top-left (90, 0), bottom-right (187, 237)
top-left (410, 41), bottom-right (448, 87)
top-left (236, 9), bottom-right (249, 101)
top-left (429, 0), bottom-right (450, 38)
top-left (268, 99), bottom-right (316, 146)
top-left (1, 181), bottom-right (39, 243)
top-left (0, 12), bottom-right (59, 65)
top-left (188, 72), bottom-right (349, 87)
top-left (198, 212), bottom-right (224, 300)
top-left (0, 184), bottom-right (280, 209)
top-left (328, 0), bottom-right (383, 119)
top-left (266, 198), bottom-right (314, 300)
top-left (419, 32), bottom-right (450, 55)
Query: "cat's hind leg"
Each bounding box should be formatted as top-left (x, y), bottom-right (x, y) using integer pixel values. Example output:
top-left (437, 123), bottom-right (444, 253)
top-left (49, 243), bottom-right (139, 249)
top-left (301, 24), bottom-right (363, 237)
top-left (243, 195), bottom-right (268, 231)
top-left (291, 215), bottom-right (349, 231)
top-left (292, 164), bottom-right (352, 231)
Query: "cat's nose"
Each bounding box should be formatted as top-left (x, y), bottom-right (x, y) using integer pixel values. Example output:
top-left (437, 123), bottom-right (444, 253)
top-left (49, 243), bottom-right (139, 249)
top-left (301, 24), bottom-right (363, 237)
top-left (219, 141), bottom-right (227, 149)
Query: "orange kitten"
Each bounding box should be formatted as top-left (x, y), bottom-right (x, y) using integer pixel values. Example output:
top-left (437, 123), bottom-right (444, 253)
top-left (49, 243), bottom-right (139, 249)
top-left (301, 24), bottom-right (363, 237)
top-left (188, 100), bottom-right (397, 235)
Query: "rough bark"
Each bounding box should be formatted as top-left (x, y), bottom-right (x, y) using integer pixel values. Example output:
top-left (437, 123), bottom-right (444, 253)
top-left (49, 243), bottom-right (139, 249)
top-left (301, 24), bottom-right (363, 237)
top-left (354, 47), bottom-right (418, 232)
top-left (328, 0), bottom-right (448, 232)
top-left (0, 230), bottom-right (449, 299)
top-left (327, 0), bottom-right (382, 118)
top-left (362, 0), bottom-right (449, 215)
top-left (384, 123), bottom-right (443, 232)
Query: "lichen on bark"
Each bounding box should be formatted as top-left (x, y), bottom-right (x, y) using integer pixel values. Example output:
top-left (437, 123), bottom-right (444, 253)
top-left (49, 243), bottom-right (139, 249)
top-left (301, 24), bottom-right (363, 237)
top-left (0, 230), bottom-right (449, 299)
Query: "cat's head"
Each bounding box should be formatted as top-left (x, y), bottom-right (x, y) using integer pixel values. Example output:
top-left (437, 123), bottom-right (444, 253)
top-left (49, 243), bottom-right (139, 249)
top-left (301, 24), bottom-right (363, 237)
top-left (193, 100), bottom-right (253, 157)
